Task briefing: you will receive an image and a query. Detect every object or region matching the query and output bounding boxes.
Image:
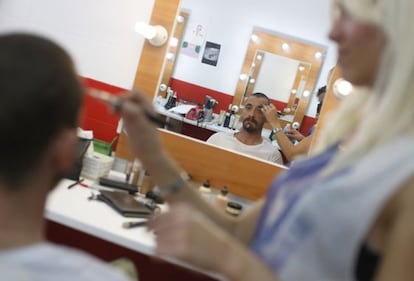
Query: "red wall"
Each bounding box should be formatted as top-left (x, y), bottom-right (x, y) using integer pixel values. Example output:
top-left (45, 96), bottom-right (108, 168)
top-left (80, 77), bottom-right (125, 143)
top-left (170, 78), bottom-right (233, 113)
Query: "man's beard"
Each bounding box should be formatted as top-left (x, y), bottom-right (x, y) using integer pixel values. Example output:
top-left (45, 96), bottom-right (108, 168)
top-left (242, 118), bottom-right (261, 133)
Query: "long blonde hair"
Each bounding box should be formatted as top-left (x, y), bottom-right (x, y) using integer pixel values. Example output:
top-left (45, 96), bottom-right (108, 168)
top-left (316, 0), bottom-right (414, 174)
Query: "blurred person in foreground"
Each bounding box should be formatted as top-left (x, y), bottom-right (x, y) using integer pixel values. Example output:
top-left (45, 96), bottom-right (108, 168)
top-left (0, 33), bottom-right (132, 281)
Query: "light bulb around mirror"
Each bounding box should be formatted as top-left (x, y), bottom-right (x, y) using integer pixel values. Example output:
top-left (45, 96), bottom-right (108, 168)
top-left (314, 51), bottom-right (322, 59)
top-left (159, 83), bottom-right (167, 91)
top-left (176, 15), bottom-right (184, 23)
top-left (292, 122), bottom-right (300, 129)
top-left (166, 52), bottom-right (175, 61)
top-left (251, 34), bottom-right (259, 43)
top-left (169, 37), bottom-right (178, 47)
top-left (239, 73), bottom-right (248, 81)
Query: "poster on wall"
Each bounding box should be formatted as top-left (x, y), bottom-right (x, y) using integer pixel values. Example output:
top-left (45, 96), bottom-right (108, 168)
top-left (181, 24), bottom-right (206, 58)
top-left (201, 41), bottom-right (221, 67)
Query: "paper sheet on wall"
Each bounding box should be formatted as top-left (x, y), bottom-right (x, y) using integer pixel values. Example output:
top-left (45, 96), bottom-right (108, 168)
top-left (181, 23), bottom-right (206, 58)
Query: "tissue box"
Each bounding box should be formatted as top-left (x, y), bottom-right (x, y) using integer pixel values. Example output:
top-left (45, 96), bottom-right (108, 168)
top-left (81, 152), bottom-right (114, 180)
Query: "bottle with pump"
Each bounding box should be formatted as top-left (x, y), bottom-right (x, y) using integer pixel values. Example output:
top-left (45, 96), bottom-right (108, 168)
top-left (223, 104), bottom-right (233, 128)
top-left (199, 179), bottom-right (212, 202)
top-left (215, 186), bottom-right (229, 210)
top-left (164, 89), bottom-right (177, 110)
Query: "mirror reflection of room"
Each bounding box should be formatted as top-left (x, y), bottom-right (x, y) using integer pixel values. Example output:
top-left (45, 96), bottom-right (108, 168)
top-left (0, 0), bottom-right (346, 280)
top-left (152, 0), bottom-right (336, 164)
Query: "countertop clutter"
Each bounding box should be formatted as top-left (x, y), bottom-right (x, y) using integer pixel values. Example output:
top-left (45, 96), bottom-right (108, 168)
top-left (154, 98), bottom-right (274, 141)
top-left (47, 179), bottom-right (225, 280)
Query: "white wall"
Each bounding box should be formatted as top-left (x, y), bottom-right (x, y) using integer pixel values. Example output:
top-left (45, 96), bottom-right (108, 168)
top-left (177, 0), bottom-right (336, 116)
top-left (0, 0), bottom-right (335, 116)
top-left (0, 0), bottom-right (155, 89)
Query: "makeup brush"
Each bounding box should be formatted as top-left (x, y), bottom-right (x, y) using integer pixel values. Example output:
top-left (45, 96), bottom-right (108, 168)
top-left (87, 89), bottom-right (172, 129)
top-left (122, 220), bottom-right (148, 229)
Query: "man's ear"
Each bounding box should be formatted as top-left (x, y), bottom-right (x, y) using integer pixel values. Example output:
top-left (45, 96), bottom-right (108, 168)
top-left (50, 128), bottom-right (78, 174)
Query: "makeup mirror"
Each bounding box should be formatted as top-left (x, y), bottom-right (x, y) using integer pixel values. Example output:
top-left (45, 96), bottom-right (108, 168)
top-left (233, 27), bottom-right (327, 128)
top-left (150, 0), bottom-right (333, 165)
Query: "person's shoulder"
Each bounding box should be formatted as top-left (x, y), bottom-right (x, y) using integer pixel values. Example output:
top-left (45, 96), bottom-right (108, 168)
top-left (22, 243), bottom-right (132, 281)
top-left (206, 131), bottom-right (232, 143)
top-left (261, 137), bottom-right (278, 149)
top-left (0, 262), bottom-right (32, 281)
top-left (55, 244), bottom-right (132, 280)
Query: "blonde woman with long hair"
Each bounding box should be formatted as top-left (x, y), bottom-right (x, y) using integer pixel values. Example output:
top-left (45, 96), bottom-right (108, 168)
top-left (118, 0), bottom-right (414, 280)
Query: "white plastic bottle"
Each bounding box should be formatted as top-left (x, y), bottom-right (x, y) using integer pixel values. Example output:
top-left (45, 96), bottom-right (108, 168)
top-left (215, 186), bottom-right (229, 211)
top-left (283, 123), bottom-right (291, 133)
top-left (199, 180), bottom-right (212, 202)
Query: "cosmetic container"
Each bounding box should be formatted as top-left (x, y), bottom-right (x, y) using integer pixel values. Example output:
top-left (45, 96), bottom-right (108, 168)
top-left (140, 170), bottom-right (153, 195)
top-left (130, 160), bottom-right (142, 186)
top-left (215, 186), bottom-right (229, 210)
top-left (217, 110), bottom-right (226, 126)
top-left (223, 111), bottom-right (232, 128)
top-left (199, 180), bottom-right (212, 202)
top-left (226, 201), bottom-right (243, 216)
top-left (283, 123), bottom-right (291, 133)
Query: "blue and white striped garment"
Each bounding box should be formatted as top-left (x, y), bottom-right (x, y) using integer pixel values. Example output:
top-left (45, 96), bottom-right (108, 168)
top-left (251, 136), bottom-right (414, 281)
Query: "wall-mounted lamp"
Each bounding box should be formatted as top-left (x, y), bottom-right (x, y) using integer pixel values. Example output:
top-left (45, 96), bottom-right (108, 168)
top-left (135, 22), bottom-right (168, 47)
top-left (333, 78), bottom-right (353, 99)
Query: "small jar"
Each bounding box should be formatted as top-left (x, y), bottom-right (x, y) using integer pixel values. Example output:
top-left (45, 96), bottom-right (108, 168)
top-left (226, 201), bottom-right (243, 217)
top-left (199, 180), bottom-right (212, 202)
top-left (140, 171), bottom-right (153, 195)
top-left (215, 186), bottom-right (229, 211)
top-left (130, 159), bottom-right (142, 186)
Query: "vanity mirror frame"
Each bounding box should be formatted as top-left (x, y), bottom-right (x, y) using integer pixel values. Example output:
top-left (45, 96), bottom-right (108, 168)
top-left (157, 10), bottom-right (189, 98)
top-left (233, 27), bottom-right (327, 129)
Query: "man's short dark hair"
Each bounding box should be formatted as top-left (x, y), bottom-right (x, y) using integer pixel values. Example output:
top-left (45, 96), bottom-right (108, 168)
top-left (251, 92), bottom-right (270, 103)
top-left (0, 33), bottom-right (83, 188)
top-left (317, 86), bottom-right (327, 97)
